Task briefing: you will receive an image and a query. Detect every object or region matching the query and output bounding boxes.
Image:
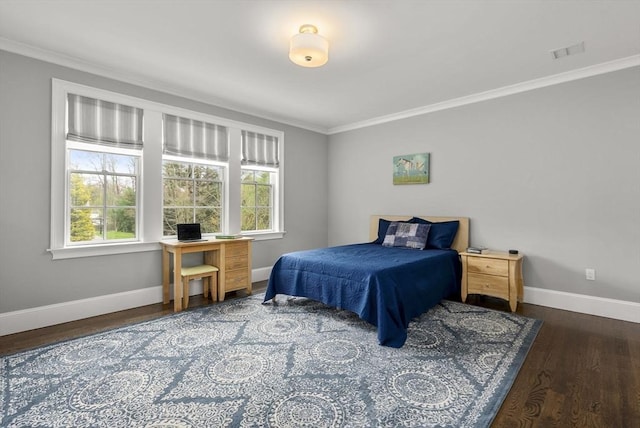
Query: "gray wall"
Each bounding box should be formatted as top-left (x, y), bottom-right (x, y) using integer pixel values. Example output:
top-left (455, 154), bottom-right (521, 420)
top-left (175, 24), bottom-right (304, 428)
top-left (1, 48), bottom-right (637, 315)
top-left (0, 50), bottom-right (328, 313)
top-left (328, 67), bottom-right (640, 303)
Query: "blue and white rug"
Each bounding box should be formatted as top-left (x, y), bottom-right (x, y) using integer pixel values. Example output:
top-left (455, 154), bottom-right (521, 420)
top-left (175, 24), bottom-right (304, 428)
top-left (1, 294), bottom-right (541, 427)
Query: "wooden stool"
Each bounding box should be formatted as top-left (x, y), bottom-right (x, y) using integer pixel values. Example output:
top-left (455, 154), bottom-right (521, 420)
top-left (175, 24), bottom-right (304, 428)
top-left (180, 264), bottom-right (219, 309)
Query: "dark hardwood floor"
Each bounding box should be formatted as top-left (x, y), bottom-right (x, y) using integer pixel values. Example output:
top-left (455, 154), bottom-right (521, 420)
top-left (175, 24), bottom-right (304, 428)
top-left (481, 295), bottom-right (640, 428)
top-left (1, 282), bottom-right (638, 427)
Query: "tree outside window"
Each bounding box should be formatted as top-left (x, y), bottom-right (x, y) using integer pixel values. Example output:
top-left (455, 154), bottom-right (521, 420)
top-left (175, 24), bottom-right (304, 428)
top-left (68, 149), bottom-right (138, 243)
top-left (241, 169), bottom-right (273, 231)
top-left (163, 160), bottom-right (223, 236)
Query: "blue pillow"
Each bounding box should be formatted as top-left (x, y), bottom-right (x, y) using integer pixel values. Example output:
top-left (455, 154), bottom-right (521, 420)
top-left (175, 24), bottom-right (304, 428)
top-left (409, 217), bottom-right (459, 249)
top-left (382, 222), bottom-right (431, 249)
top-left (374, 218), bottom-right (393, 244)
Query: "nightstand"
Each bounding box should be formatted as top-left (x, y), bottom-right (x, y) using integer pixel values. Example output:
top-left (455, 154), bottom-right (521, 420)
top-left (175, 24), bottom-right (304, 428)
top-left (460, 251), bottom-right (524, 312)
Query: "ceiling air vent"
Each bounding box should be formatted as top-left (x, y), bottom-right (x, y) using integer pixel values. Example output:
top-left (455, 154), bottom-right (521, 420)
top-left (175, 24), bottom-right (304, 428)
top-left (550, 41), bottom-right (585, 60)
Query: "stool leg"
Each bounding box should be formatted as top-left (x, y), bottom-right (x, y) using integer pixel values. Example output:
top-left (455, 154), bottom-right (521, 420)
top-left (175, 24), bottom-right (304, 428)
top-left (183, 277), bottom-right (190, 309)
top-left (203, 276), bottom-right (209, 300)
top-left (212, 273), bottom-right (218, 302)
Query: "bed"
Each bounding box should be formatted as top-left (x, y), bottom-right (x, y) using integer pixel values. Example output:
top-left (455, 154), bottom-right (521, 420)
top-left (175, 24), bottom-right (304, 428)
top-left (263, 215), bottom-right (470, 348)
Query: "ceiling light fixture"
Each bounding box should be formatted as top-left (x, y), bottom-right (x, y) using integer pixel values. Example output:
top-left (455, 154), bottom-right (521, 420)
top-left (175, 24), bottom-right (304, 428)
top-left (289, 24), bottom-right (328, 68)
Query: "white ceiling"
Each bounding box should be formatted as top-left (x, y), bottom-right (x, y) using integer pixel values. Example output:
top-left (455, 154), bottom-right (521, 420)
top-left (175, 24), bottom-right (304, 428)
top-left (1, 0), bottom-right (639, 134)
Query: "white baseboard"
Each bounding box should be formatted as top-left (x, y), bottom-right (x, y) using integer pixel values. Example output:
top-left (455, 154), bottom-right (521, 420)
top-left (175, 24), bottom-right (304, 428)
top-left (1, 274), bottom-right (635, 337)
top-left (0, 267), bottom-right (273, 336)
top-left (523, 286), bottom-right (640, 324)
top-left (252, 266), bottom-right (272, 282)
top-left (0, 286), bottom-right (164, 336)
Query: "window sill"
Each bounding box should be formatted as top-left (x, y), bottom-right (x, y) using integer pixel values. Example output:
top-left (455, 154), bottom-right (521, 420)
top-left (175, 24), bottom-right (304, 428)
top-left (48, 241), bottom-right (161, 260)
top-left (240, 230), bottom-right (286, 241)
top-left (48, 232), bottom-right (285, 260)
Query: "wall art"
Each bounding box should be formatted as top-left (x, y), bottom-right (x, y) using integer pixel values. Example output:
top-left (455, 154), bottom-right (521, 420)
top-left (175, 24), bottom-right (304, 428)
top-left (393, 152), bottom-right (430, 185)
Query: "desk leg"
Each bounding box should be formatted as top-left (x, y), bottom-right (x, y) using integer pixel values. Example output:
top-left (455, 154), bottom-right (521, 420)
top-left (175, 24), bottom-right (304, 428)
top-left (218, 245), bottom-right (226, 302)
top-left (162, 246), bottom-right (170, 305)
top-left (173, 250), bottom-right (183, 312)
top-left (246, 241), bottom-right (253, 296)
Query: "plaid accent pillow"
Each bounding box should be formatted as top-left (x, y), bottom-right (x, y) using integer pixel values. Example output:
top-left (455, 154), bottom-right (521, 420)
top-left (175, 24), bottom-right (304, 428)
top-left (382, 222), bottom-right (431, 249)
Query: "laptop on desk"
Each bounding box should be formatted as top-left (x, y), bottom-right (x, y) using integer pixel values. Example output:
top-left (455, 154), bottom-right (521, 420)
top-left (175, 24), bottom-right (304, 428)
top-left (176, 223), bottom-right (206, 242)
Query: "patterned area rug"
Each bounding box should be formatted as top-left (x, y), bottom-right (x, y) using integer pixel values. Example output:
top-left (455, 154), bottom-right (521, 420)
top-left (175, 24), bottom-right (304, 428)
top-left (1, 294), bottom-right (541, 427)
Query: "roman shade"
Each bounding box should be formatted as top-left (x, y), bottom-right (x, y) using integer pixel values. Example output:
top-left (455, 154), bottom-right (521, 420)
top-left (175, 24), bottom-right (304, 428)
top-left (241, 131), bottom-right (279, 167)
top-left (67, 94), bottom-right (143, 149)
top-left (163, 114), bottom-right (229, 162)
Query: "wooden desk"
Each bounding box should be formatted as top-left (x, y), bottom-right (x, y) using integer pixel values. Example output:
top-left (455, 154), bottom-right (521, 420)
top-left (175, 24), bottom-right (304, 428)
top-left (160, 237), bottom-right (253, 311)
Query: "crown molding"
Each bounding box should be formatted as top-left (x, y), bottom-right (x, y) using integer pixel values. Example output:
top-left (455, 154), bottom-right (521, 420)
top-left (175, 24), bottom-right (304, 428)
top-left (328, 55), bottom-right (640, 135)
top-left (0, 37), bottom-right (329, 135)
top-left (2, 37), bottom-right (637, 137)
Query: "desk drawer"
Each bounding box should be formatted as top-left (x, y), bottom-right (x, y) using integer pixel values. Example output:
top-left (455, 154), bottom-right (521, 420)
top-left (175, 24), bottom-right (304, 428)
top-left (467, 257), bottom-right (509, 277)
top-left (225, 269), bottom-right (249, 291)
top-left (226, 242), bottom-right (248, 258)
top-left (226, 255), bottom-right (248, 271)
top-left (467, 273), bottom-right (509, 299)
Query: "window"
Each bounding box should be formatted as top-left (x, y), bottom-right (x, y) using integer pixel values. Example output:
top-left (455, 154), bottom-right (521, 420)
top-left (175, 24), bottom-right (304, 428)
top-left (69, 149), bottom-right (139, 243)
top-left (50, 80), bottom-right (285, 260)
top-left (241, 169), bottom-right (275, 231)
top-left (163, 160), bottom-right (223, 235)
top-left (161, 114), bottom-right (229, 237)
top-left (241, 131), bottom-right (280, 233)
top-left (65, 93), bottom-right (143, 246)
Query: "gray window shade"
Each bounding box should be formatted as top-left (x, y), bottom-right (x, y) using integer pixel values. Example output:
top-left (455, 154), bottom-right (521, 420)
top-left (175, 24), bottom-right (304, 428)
top-left (67, 94), bottom-right (143, 149)
top-left (163, 114), bottom-right (229, 162)
top-left (241, 131), bottom-right (279, 167)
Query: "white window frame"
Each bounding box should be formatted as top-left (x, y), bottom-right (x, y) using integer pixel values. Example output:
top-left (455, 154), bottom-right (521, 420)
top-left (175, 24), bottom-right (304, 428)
top-left (49, 79), bottom-right (285, 260)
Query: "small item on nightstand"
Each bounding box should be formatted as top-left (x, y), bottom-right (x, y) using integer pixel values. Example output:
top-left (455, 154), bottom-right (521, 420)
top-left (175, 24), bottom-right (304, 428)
top-left (509, 249), bottom-right (519, 255)
top-left (467, 246), bottom-right (487, 254)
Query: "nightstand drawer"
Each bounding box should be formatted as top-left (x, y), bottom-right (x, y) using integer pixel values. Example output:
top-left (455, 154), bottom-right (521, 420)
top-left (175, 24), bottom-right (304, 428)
top-left (467, 257), bottom-right (509, 277)
top-left (467, 273), bottom-right (509, 299)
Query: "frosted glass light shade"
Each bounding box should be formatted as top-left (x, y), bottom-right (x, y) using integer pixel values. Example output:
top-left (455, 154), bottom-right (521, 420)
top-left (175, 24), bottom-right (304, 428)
top-left (289, 25), bottom-right (328, 68)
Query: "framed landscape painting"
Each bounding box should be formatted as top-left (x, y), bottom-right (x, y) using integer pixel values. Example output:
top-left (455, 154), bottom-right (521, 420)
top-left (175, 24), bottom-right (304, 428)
top-left (393, 153), bottom-right (430, 185)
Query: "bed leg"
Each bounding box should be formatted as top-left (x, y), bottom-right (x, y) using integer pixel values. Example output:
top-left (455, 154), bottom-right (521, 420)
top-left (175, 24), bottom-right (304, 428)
top-left (262, 295), bottom-right (277, 305)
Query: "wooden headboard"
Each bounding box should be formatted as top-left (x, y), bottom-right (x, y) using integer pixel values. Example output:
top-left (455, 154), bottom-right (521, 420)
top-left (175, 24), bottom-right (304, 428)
top-left (369, 215), bottom-right (469, 253)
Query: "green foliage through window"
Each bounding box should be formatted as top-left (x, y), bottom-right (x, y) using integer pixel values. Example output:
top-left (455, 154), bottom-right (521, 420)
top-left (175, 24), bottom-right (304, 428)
top-left (241, 169), bottom-right (273, 231)
top-left (163, 161), bottom-right (223, 236)
top-left (68, 150), bottom-right (138, 243)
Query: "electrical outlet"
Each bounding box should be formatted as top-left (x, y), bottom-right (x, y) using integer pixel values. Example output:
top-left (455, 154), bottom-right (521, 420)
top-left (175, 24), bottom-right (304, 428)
top-left (585, 268), bottom-right (596, 281)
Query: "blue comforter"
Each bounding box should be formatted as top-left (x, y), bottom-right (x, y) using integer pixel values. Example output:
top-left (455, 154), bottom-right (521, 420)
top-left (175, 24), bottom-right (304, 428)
top-left (263, 243), bottom-right (461, 347)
